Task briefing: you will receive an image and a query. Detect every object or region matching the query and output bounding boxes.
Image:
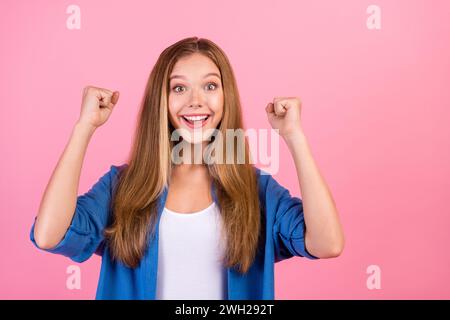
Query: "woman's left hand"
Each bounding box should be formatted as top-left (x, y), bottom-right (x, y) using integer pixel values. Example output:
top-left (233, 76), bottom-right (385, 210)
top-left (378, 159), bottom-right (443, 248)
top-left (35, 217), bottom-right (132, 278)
top-left (265, 97), bottom-right (303, 138)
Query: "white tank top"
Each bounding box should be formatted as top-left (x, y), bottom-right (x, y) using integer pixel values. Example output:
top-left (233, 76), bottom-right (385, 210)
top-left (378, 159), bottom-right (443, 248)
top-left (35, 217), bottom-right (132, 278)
top-left (155, 202), bottom-right (228, 300)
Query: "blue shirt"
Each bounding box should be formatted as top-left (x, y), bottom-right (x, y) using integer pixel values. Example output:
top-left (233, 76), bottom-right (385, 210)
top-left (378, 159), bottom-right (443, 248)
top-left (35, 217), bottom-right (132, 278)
top-left (29, 164), bottom-right (319, 299)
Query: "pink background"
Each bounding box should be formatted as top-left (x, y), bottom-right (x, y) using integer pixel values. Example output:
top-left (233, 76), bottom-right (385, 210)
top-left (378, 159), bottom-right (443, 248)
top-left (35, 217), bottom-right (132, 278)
top-left (1, 0), bottom-right (449, 299)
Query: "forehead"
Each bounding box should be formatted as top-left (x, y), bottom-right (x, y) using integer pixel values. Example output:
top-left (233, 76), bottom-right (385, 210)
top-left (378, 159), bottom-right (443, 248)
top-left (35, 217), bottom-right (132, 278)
top-left (170, 53), bottom-right (220, 80)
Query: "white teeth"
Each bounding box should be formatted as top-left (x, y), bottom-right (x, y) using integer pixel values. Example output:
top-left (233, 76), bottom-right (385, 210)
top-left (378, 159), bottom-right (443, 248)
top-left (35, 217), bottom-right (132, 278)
top-left (183, 115), bottom-right (208, 121)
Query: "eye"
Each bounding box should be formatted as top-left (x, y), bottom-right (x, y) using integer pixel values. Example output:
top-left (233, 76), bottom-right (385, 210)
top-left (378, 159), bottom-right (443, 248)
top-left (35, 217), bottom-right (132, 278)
top-left (172, 85), bottom-right (185, 93)
top-left (171, 82), bottom-right (219, 93)
top-left (206, 82), bottom-right (218, 90)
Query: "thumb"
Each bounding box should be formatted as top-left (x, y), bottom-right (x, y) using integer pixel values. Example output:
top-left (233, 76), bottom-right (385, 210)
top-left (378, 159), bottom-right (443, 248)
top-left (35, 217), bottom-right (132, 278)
top-left (111, 91), bottom-right (120, 105)
top-left (265, 102), bottom-right (274, 114)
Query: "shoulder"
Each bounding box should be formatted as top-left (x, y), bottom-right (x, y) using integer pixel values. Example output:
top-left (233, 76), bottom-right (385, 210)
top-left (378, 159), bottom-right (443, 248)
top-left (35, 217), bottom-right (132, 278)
top-left (110, 163), bottom-right (128, 176)
top-left (103, 163), bottom-right (129, 191)
top-left (111, 162), bottom-right (129, 171)
top-left (253, 166), bottom-right (285, 191)
top-left (253, 166), bottom-right (289, 202)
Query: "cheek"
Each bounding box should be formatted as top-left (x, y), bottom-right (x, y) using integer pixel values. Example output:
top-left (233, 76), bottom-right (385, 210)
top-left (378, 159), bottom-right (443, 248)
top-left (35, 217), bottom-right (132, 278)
top-left (210, 94), bottom-right (224, 118)
top-left (168, 111), bottom-right (180, 130)
top-left (168, 97), bottom-right (183, 126)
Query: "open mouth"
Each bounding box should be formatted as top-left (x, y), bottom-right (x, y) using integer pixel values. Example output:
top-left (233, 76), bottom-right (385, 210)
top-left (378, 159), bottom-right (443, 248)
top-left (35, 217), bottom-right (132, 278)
top-left (180, 115), bottom-right (211, 129)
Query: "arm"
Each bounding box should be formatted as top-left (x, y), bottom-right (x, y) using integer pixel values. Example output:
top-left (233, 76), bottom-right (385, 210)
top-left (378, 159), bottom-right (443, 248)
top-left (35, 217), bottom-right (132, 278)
top-left (283, 130), bottom-right (345, 258)
top-left (265, 97), bottom-right (345, 259)
top-left (33, 86), bottom-right (119, 249)
top-left (33, 122), bottom-right (95, 249)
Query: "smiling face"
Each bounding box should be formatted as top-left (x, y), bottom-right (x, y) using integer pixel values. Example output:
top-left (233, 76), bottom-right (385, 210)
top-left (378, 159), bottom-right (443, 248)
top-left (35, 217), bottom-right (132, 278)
top-left (168, 53), bottom-right (224, 144)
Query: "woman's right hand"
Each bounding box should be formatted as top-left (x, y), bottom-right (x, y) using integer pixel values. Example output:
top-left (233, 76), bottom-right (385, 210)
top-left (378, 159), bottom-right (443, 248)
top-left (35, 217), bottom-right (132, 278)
top-left (78, 86), bottom-right (120, 130)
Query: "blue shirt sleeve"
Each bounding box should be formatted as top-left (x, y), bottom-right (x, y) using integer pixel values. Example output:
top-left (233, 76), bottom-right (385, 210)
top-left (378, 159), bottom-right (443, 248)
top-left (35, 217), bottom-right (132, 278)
top-left (265, 173), bottom-right (320, 262)
top-left (29, 165), bottom-right (121, 263)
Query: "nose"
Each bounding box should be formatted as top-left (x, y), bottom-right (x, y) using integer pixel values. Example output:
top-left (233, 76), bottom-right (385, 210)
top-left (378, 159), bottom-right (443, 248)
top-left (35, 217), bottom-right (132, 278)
top-left (188, 88), bottom-right (204, 109)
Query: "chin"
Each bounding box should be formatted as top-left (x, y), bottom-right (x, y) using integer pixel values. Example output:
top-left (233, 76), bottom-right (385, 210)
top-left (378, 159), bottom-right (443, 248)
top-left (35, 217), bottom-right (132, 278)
top-left (179, 130), bottom-right (215, 145)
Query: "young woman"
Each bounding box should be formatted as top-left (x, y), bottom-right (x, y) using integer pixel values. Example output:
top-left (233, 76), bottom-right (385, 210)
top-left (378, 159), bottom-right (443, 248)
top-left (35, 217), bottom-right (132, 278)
top-left (30, 37), bottom-right (344, 300)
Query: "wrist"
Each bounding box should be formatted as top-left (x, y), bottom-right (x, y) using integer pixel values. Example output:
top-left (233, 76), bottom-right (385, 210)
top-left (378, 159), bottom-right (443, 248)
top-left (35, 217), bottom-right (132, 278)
top-left (282, 128), bottom-right (306, 145)
top-left (74, 121), bottom-right (97, 137)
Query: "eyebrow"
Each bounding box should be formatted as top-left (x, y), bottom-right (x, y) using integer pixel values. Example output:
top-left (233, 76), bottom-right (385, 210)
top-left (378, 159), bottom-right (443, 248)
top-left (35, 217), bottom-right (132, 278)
top-left (169, 72), bottom-right (221, 81)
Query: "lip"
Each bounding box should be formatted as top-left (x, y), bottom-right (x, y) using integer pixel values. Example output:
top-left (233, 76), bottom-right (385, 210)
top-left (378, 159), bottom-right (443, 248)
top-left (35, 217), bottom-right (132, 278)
top-left (180, 114), bottom-right (211, 129)
top-left (180, 113), bottom-right (211, 117)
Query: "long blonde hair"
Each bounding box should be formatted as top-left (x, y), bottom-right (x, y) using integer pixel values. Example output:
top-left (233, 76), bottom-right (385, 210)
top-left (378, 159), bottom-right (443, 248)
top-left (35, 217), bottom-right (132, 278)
top-left (104, 37), bottom-right (261, 274)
